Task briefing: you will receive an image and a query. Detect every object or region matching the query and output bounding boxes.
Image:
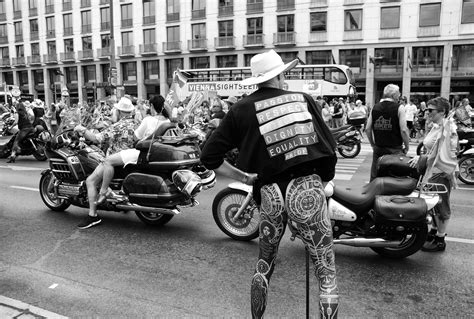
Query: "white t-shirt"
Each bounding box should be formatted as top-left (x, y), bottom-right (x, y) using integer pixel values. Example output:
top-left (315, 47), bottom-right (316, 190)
top-left (405, 103), bottom-right (418, 121)
top-left (134, 115), bottom-right (169, 140)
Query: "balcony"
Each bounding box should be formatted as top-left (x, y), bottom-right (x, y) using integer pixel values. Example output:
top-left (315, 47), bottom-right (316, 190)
top-left (243, 34), bottom-right (264, 48)
top-left (64, 27), bottom-right (73, 36)
top-left (60, 52), bottom-right (76, 62)
top-left (0, 57), bottom-right (10, 67)
top-left (273, 32), bottom-right (296, 46)
top-left (247, 2), bottom-right (263, 14)
top-left (13, 11), bottom-right (21, 19)
top-left (139, 43), bottom-right (158, 55)
top-left (15, 34), bottom-right (23, 42)
top-left (82, 25), bottom-right (92, 34)
top-left (215, 36), bottom-right (235, 50)
top-left (417, 26), bottom-right (440, 38)
top-left (188, 38), bottom-right (208, 51)
top-left (81, 0), bottom-right (91, 8)
top-left (45, 4), bottom-right (54, 14)
top-left (167, 12), bottom-right (179, 22)
top-left (97, 47), bottom-right (111, 59)
top-left (121, 19), bottom-right (133, 28)
top-left (63, 2), bottom-right (72, 11)
top-left (27, 55), bottom-right (42, 65)
top-left (219, 5), bottom-right (233, 17)
top-left (143, 16), bottom-right (155, 25)
top-left (163, 41), bottom-right (182, 53)
top-left (79, 50), bottom-right (94, 60)
top-left (12, 57), bottom-right (26, 66)
top-left (0, 13), bottom-right (6, 21)
top-left (192, 9), bottom-right (206, 20)
top-left (100, 22), bottom-right (110, 31)
top-left (30, 31), bottom-right (39, 40)
top-left (43, 54), bottom-right (58, 64)
top-left (100, 0), bottom-right (109, 5)
top-left (29, 8), bottom-right (38, 16)
top-left (344, 0), bottom-right (363, 5)
top-left (46, 30), bottom-right (56, 38)
top-left (309, 31), bottom-right (327, 42)
top-left (277, 0), bottom-right (295, 11)
top-left (0, 35), bottom-right (8, 44)
top-left (379, 28), bottom-right (400, 39)
top-left (118, 45), bottom-right (135, 57)
top-left (310, 0), bottom-right (327, 6)
top-left (343, 30), bottom-right (363, 41)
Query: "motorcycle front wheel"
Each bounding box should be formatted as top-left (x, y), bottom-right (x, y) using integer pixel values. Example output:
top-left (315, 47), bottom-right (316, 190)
top-left (338, 141), bottom-right (361, 158)
top-left (39, 171), bottom-right (71, 211)
top-left (370, 224), bottom-right (428, 259)
top-left (135, 211), bottom-right (173, 226)
top-left (212, 188), bottom-right (260, 241)
top-left (33, 142), bottom-right (47, 161)
top-left (458, 155), bottom-right (474, 185)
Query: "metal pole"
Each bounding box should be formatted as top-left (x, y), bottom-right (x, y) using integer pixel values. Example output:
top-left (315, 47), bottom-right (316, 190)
top-left (109, 0), bottom-right (116, 99)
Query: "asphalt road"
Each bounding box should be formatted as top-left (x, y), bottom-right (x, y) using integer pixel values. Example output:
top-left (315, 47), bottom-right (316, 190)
top-left (0, 147), bottom-right (473, 318)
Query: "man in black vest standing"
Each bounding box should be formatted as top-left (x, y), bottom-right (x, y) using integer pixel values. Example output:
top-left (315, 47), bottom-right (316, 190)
top-left (365, 84), bottom-right (410, 181)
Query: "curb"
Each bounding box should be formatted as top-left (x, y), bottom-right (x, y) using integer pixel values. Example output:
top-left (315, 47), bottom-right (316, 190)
top-left (0, 295), bottom-right (68, 319)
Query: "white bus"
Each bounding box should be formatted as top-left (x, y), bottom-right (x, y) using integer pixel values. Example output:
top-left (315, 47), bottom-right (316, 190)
top-left (179, 64), bottom-right (356, 98)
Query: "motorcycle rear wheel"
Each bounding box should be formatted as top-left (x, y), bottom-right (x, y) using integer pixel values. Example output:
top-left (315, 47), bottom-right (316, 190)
top-left (338, 141), bottom-right (361, 158)
top-left (458, 155), bottom-right (474, 185)
top-left (212, 188), bottom-right (260, 241)
top-left (370, 224), bottom-right (428, 258)
top-left (135, 211), bottom-right (173, 226)
top-left (39, 172), bottom-right (71, 211)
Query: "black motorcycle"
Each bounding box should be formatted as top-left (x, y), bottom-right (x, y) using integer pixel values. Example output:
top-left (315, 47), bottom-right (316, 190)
top-left (330, 123), bottom-right (362, 158)
top-left (38, 122), bottom-right (216, 226)
top-left (0, 125), bottom-right (50, 161)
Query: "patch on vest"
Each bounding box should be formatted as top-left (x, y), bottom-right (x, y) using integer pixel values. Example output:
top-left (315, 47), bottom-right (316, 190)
top-left (374, 116), bottom-right (393, 130)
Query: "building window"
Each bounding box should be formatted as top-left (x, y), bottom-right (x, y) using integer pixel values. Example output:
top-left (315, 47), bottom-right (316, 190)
top-left (244, 53), bottom-right (254, 66)
top-left (452, 44), bottom-right (474, 70)
top-left (219, 0), bottom-right (233, 16)
top-left (122, 31), bottom-right (133, 46)
top-left (413, 46), bottom-right (443, 68)
top-left (345, 9), bottom-right (362, 30)
top-left (217, 55), bottom-right (237, 68)
top-left (13, 0), bottom-right (21, 12)
top-left (83, 65), bottom-right (96, 82)
top-left (122, 62), bottom-right (137, 81)
top-left (29, 0), bottom-right (37, 9)
top-left (64, 38), bottom-right (74, 52)
top-left (192, 23), bottom-right (206, 39)
top-left (166, 0), bottom-right (180, 21)
top-left (31, 42), bottom-right (40, 55)
top-left (14, 21), bottom-right (22, 36)
top-left (462, 0), bottom-right (474, 24)
top-left (63, 13), bottom-right (72, 35)
top-left (82, 36), bottom-right (92, 50)
top-left (143, 0), bottom-right (155, 23)
top-left (143, 29), bottom-right (155, 44)
top-left (33, 69), bottom-right (44, 85)
top-left (247, 17), bottom-right (263, 35)
top-left (279, 52), bottom-right (297, 63)
top-left (121, 4), bottom-right (133, 27)
top-left (166, 58), bottom-right (183, 81)
top-left (47, 41), bottom-right (56, 55)
top-left (374, 47), bottom-right (403, 68)
top-left (66, 66), bottom-right (77, 83)
top-left (306, 50), bottom-right (331, 64)
top-left (340, 49), bottom-right (366, 69)
top-left (1, 47), bottom-right (9, 58)
top-left (101, 34), bottom-right (110, 48)
top-left (380, 6), bottom-right (400, 29)
top-left (144, 60), bottom-right (159, 80)
top-left (277, 15), bottom-right (294, 32)
top-left (100, 7), bottom-right (110, 30)
top-left (219, 20), bottom-right (233, 37)
top-left (419, 3), bottom-right (441, 27)
top-left (0, 1), bottom-right (6, 16)
top-left (190, 56), bottom-right (209, 69)
top-left (30, 19), bottom-right (39, 32)
top-left (167, 26), bottom-right (180, 42)
top-left (277, 0), bottom-right (294, 11)
top-left (310, 12), bottom-right (327, 32)
top-left (16, 44), bottom-right (24, 57)
top-left (192, 0), bottom-right (206, 19)
top-left (0, 24), bottom-right (6, 37)
top-left (101, 64), bottom-right (109, 83)
top-left (81, 10), bottom-right (91, 33)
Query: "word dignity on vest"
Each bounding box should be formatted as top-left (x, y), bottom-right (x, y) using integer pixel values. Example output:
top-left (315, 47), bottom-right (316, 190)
top-left (255, 93), bottom-right (319, 160)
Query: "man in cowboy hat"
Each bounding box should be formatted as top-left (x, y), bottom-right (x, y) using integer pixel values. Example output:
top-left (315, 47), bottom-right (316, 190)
top-left (201, 50), bottom-right (339, 318)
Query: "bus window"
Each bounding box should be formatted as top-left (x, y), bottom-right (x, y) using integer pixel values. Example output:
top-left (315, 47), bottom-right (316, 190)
top-left (324, 67), bottom-right (347, 84)
top-left (285, 69), bottom-right (302, 79)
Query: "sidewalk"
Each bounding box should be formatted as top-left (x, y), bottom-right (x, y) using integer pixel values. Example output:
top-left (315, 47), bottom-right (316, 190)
top-left (0, 295), bottom-right (67, 319)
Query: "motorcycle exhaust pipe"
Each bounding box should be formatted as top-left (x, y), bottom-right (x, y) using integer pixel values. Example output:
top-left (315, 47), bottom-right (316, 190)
top-left (333, 238), bottom-right (401, 248)
top-left (115, 204), bottom-right (181, 215)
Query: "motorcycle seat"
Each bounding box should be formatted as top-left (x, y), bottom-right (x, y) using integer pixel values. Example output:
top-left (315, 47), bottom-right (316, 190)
top-left (332, 177), bottom-right (418, 215)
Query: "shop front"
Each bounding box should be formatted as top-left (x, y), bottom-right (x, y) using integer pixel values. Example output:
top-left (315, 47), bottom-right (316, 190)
top-left (410, 46), bottom-right (443, 104)
top-left (373, 47), bottom-right (404, 102)
top-left (451, 44), bottom-right (474, 103)
top-left (340, 49), bottom-right (366, 101)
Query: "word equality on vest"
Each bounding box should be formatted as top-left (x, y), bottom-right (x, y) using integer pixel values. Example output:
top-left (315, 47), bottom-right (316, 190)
top-left (371, 100), bottom-right (402, 147)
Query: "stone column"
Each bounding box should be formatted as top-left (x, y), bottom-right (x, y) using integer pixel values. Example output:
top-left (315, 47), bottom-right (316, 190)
top-left (402, 46), bottom-right (412, 100)
top-left (160, 58), bottom-right (168, 97)
top-left (440, 44), bottom-right (452, 100)
top-left (77, 65), bottom-right (84, 102)
top-left (44, 69), bottom-right (52, 105)
top-left (27, 69), bottom-right (35, 98)
top-left (136, 60), bottom-right (145, 99)
top-left (366, 47), bottom-right (375, 107)
top-left (96, 64), bottom-right (104, 100)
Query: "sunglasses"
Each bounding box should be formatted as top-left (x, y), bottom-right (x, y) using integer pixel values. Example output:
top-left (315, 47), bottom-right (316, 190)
top-left (427, 108), bottom-right (439, 113)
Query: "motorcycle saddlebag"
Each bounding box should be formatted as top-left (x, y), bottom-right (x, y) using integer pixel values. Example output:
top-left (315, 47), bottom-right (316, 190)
top-left (376, 154), bottom-right (421, 179)
top-left (374, 195), bottom-right (427, 226)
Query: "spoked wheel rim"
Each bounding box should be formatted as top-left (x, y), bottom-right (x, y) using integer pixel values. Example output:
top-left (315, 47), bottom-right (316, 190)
top-left (217, 192), bottom-right (260, 237)
top-left (41, 173), bottom-right (67, 208)
top-left (459, 157), bottom-right (474, 184)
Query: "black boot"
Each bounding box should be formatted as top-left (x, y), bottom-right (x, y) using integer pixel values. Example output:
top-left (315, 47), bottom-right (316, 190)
top-left (422, 235), bottom-right (446, 252)
top-left (6, 155), bottom-right (16, 163)
top-left (426, 228), bottom-right (437, 242)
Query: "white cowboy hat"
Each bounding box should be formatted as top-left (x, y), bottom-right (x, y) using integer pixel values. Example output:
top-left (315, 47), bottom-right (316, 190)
top-left (241, 50), bottom-right (298, 86)
top-left (115, 97), bottom-right (134, 112)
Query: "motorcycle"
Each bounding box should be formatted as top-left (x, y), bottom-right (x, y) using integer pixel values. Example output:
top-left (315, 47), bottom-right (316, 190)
top-left (416, 127), bottom-right (474, 185)
top-left (38, 122), bottom-right (216, 226)
top-left (330, 123), bottom-right (362, 158)
top-left (0, 124), bottom-right (50, 161)
top-left (0, 112), bottom-right (18, 136)
top-left (212, 154), bottom-right (445, 258)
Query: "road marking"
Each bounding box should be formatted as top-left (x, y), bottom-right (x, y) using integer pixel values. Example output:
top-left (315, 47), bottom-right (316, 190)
top-left (456, 187), bottom-right (474, 191)
top-left (446, 237), bottom-right (474, 245)
top-left (452, 203), bottom-right (473, 208)
top-left (0, 164), bottom-right (44, 171)
top-left (48, 283), bottom-right (58, 289)
top-left (10, 186), bottom-right (38, 192)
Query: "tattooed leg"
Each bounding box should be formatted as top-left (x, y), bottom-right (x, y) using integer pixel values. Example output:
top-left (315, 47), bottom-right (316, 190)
top-left (285, 174), bottom-right (339, 319)
top-left (251, 183), bottom-right (287, 319)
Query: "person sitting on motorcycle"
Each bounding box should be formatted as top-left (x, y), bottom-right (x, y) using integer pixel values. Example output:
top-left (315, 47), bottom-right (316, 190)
top-left (74, 95), bottom-right (169, 229)
top-left (7, 89), bottom-right (34, 163)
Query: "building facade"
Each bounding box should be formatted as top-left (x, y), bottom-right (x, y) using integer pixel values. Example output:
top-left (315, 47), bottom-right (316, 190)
top-left (0, 0), bottom-right (473, 106)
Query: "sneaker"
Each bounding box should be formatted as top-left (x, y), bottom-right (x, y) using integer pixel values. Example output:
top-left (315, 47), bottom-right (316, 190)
top-left (77, 215), bottom-right (102, 229)
top-left (421, 235), bottom-right (446, 252)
